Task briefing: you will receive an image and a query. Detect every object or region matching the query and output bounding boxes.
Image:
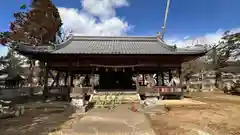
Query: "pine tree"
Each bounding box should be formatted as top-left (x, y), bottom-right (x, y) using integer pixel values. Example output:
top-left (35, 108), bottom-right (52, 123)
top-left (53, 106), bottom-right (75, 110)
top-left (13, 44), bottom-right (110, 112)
top-left (1, 49), bottom-right (25, 78)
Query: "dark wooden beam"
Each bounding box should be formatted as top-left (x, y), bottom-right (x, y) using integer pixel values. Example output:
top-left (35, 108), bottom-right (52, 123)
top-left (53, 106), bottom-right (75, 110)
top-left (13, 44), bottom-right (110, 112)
top-left (49, 70), bottom-right (55, 80)
top-left (168, 69), bottom-right (172, 82)
top-left (70, 72), bottom-right (74, 87)
top-left (49, 72), bottom-right (60, 90)
top-left (56, 71), bottom-right (60, 87)
top-left (43, 62), bottom-right (49, 100)
top-left (178, 66), bottom-right (184, 98)
top-left (18, 52), bottom-right (205, 66)
top-left (64, 72), bottom-right (69, 86)
top-left (142, 74), bottom-right (145, 86)
top-left (161, 72), bottom-right (165, 86)
top-left (48, 66), bottom-right (181, 73)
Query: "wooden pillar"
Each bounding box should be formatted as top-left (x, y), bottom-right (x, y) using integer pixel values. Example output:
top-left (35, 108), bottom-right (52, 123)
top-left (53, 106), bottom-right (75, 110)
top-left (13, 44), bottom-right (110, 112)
top-left (91, 68), bottom-right (95, 92)
top-left (161, 72), bottom-right (165, 86)
top-left (142, 73), bottom-right (145, 86)
top-left (56, 71), bottom-right (60, 87)
top-left (43, 62), bottom-right (49, 100)
top-left (64, 72), bottom-right (68, 86)
top-left (168, 69), bottom-right (172, 82)
top-left (136, 72), bottom-right (139, 91)
top-left (70, 72), bottom-right (74, 87)
top-left (178, 67), bottom-right (184, 99)
top-left (68, 72), bottom-right (73, 101)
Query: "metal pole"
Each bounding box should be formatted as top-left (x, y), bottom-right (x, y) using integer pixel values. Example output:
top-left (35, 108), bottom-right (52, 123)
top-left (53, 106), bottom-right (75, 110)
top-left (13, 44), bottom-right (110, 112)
top-left (161, 0), bottom-right (171, 40)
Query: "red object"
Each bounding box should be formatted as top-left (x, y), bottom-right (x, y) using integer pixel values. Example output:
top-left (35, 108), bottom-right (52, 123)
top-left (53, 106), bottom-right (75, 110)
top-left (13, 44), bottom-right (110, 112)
top-left (131, 102), bottom-right (137, 112)
top-left (159, 87), bottom-right (168, 92)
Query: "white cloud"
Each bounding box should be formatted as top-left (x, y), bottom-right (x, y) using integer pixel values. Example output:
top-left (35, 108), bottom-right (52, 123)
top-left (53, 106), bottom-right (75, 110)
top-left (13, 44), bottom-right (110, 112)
top-left (183, 36), bottom-right (190, 40)
top-left (166, 28), bottom-right (240, 47)
top-left (81, 0), bottom-right (129, 19)
top-left (58, 0), bottom-right (132, 36)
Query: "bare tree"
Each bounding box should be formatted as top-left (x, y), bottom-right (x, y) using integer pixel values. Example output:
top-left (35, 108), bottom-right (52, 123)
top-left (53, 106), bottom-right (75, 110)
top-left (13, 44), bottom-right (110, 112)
top-left (182, 58), bottom-right (207, 82)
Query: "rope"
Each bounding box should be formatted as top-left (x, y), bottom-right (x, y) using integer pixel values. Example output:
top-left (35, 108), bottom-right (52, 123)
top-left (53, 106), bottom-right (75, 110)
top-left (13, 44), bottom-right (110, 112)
top-left (89, 64), bottom-right (145, 68)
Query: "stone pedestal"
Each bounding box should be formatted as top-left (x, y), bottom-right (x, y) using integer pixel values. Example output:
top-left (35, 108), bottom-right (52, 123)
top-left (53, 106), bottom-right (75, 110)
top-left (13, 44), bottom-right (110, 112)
top-left (70, 87), bottom-right (87, 112)
top-left (71, 97), bottom-right (85, 107)
top-left (75, 105), bottom-right (87, 113)
top-left (70, 95), bottom-right (87, 113)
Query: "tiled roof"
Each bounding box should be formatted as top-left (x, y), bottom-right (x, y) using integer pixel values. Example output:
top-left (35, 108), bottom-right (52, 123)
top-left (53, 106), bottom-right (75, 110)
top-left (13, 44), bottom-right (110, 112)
top-left (16, 36), bottom-right (206, 55)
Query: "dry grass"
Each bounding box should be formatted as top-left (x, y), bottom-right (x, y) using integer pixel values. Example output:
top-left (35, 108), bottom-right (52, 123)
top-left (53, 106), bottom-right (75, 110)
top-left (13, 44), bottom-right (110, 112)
top-left (149, 92), bottom-right (240, 135)
top-left (0, 102), bottom-right (79, 135)
top-left (2, 92), bottom-right (240, 135)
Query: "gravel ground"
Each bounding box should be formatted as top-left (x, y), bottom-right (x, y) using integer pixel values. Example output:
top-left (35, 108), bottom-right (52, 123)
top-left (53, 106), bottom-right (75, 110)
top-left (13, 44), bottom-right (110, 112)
top-left (0, 102), bottom-right (77, 135)
top-left (2, 91), bottom-right (240, 135)
top-left (148, 91), bottom-right (240, 135)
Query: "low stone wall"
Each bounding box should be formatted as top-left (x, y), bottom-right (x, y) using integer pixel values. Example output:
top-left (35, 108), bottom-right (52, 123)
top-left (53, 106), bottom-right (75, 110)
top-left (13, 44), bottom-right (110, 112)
top-left (0, 87), bottom-right (43, 100)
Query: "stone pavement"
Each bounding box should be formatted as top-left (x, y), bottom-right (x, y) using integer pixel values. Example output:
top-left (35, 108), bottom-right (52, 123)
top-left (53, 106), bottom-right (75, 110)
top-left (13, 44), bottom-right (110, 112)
top-left (60, 104), bottom-right (156, 135)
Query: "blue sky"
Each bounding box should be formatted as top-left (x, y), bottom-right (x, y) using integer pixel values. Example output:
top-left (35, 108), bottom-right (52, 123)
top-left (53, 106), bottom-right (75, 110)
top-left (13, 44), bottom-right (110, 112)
top-left (1, 0), bottom-right (240, 56)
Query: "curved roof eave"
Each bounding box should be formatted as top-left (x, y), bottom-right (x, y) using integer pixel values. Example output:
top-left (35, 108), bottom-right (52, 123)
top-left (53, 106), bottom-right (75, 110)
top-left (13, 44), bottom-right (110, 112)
top-left (15, 35), bottom-right (207, 55)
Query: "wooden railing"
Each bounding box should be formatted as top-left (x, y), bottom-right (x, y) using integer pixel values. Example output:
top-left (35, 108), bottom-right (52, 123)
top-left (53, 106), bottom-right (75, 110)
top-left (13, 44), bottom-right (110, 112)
top-left (71, 87), bottom-right (93, 94)
top-left (143, 86), bottom-right (182, 97)
top-left (49, 86), bottom-right (70, 95)
top-left (152, 86), bottom-right (182, 93)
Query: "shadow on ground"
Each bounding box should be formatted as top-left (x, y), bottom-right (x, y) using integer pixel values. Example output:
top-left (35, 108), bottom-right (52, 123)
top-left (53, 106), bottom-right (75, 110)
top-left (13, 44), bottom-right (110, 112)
top-left (0, 102), bottom-right (75, 135)
top-left (229, 91), bottom-right (240, 96)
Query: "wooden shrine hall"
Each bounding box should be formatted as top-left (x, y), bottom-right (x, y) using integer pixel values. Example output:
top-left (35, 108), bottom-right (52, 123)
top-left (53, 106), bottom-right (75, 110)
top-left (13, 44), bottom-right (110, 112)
top-left (16, 35), bottom-right (206, 99)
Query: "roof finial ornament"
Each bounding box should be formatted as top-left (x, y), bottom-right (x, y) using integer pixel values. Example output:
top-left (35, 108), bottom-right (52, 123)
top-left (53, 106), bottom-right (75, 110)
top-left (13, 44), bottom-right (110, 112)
top-left (156, 32), bottom-right (161, 39)
top-left (156, 32), bottom-right (164, 42)
top-left (173, 44), bottom-right (177, 51)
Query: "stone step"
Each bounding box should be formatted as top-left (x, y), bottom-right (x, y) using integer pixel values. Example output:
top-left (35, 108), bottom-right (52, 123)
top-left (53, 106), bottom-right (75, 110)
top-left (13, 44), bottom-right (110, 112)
top-left (94, 91), bottom-right (137, 95)
top-left (89, 93), bottom-right (140, 104)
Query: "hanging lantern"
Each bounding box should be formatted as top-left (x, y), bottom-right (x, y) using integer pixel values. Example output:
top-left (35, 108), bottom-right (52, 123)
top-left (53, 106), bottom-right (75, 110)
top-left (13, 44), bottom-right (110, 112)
top-left (114, 68), bottom-right (117, 72)
top-left (96, 67), bottom-right (98, 71)
top-left (132, 67), bottom-right (134, 71)
top-left (123, 68), bottom-right (125, 72)
top-left (105, 68), bottom-right (108, 72)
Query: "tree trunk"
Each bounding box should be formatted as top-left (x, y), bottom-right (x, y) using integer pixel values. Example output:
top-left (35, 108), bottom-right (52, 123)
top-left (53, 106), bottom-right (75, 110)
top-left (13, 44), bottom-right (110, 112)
top-left (215, 71), bottom-right (221, 88)
top-left (185, 76), bottom-right (190, 91)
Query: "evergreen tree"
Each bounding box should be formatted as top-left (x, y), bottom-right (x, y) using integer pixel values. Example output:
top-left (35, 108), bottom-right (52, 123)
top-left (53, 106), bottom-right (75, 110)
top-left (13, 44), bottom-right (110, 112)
top-left (1, 49), bottom-right (25, 78)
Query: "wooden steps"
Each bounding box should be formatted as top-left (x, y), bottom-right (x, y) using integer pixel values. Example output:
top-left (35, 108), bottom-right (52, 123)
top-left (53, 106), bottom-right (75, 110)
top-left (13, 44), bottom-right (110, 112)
top-left (89, 91), bottom-right (140, 108)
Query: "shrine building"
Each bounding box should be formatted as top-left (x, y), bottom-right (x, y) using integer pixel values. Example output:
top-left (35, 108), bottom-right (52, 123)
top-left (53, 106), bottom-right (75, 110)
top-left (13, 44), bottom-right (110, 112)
top-left (16, 35), bottom-right (206, 99)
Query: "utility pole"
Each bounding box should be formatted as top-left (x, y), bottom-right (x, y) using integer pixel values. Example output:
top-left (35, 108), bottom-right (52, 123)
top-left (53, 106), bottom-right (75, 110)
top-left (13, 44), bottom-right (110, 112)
top-left (161, 0), bottom-right (171, 40)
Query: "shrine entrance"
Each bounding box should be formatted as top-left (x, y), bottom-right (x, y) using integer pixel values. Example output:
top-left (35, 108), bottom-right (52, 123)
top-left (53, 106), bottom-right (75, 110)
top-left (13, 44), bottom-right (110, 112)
top-left (98, 71), bottom-right (135, 90)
